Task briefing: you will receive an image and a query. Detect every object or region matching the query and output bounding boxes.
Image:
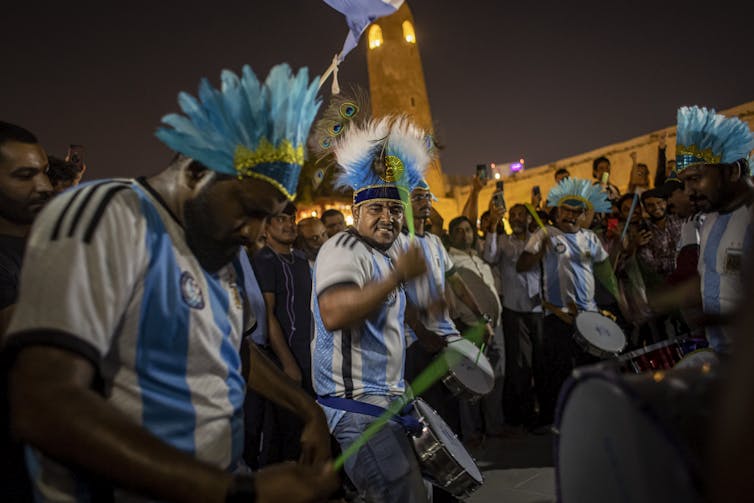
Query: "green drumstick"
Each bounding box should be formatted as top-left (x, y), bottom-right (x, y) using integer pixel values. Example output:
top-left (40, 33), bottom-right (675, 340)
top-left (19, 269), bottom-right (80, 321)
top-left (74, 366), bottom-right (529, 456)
top-left (332, 323), bottom-right (485, 471)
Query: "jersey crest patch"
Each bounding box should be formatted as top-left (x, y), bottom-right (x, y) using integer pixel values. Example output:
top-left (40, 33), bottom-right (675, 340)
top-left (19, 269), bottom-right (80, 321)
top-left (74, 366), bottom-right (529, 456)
top-left (180, 271), bottom-right (205, 309)
top-left (555, 242), bottom-right (567, 254)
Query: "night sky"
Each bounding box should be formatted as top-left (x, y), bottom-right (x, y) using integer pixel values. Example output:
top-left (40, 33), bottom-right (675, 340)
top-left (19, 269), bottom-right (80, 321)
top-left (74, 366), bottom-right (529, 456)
top-left (2, 0), bottom-right (752, 180)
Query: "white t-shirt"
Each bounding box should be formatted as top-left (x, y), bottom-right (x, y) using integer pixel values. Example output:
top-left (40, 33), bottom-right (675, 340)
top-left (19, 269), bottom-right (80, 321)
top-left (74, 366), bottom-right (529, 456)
top-left (311, 230), bottom-right (408, 429)
top-left (484, 231), bottom-right (542, 313)
top-left (392, 232), bottom-right (458, 338)
top-left (524, 226), bottom-right (608, 312)
top-left (698, 203), bottom-right (752, 352)
top-left (6, 179), bottom-right (255, 500)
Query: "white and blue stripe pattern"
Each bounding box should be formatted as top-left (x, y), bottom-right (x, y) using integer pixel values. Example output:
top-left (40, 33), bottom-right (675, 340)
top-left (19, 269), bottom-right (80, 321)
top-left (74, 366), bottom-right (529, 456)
top-left (311, 231), bottom-right (408, 429)
top-left (8, 180), bottom-right (255, 500)
top-left (698, 204), bottom-right (751, 352)
top-left (526, 227), bottom-right (608, 312)
top-left (392, 232), bottom-right (458, 339)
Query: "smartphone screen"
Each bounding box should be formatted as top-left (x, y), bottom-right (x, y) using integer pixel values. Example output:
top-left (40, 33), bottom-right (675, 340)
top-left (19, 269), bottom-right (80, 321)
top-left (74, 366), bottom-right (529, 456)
top-left (66, 144), bottom-right (85, 170)
top-left (476, 164), bottom-right (489, 181)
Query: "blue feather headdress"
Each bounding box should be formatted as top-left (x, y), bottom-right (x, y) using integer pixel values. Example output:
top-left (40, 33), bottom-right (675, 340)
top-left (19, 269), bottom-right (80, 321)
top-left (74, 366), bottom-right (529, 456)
top-left (331, 115), bottom-right (431, 205)
top-left (547, 178), bottom-right (612, 213)
top-left (156, 64), bottom-right (321, 200)
top-left (675, 106), bottom-right (754, 172)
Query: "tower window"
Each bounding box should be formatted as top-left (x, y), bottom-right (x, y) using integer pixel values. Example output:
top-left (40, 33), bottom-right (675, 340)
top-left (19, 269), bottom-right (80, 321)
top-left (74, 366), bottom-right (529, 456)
top-left (369, 25), bottom-right (383, 49)
top-left (402, 21), bottom-right (416, 44)
top-left (410, 97), bottom-right (416, 107)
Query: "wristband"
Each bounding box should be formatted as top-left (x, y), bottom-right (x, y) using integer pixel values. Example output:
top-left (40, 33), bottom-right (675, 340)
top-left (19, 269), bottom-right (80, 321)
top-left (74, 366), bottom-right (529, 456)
top-left (226, 473), bottom-right (256, 503)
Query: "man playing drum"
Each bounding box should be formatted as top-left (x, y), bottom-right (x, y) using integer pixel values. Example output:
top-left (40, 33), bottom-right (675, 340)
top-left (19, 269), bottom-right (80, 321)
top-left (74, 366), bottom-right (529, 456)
top-left (310, 108), bottom-right (434, 502)
top-left (517, 178), bottom-right (623, 429)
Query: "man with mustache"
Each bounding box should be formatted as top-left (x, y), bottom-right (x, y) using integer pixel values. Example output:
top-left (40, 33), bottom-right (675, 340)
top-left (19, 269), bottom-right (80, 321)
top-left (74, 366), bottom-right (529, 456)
top-left (0, 121), bottom-right (53, 501)
top-left (637, 188), bottom-right (683, 280)
top-left (295, 216), bottom-right (328, 269)
top-left (672, 106), bottom-right (754, 353)
top-left (2, 65), bottom-right (338, 502)
top-left (516, 179), bottom-right (618, 429)
top-left (311, 115), bottom-right (432, 503)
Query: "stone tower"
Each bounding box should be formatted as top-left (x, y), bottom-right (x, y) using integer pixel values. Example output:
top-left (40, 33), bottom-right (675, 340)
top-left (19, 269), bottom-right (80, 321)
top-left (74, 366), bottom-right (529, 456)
top-left (366, 2), bottom-right (445, 196)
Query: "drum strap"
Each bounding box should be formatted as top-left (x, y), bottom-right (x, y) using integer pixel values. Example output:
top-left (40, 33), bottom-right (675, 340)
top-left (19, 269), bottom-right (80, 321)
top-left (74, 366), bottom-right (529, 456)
top-left (316, 395), bottom-right (423, 436)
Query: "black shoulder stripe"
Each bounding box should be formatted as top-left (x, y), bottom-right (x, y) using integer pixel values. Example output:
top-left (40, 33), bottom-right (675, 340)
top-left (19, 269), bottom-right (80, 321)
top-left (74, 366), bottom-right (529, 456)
top-left (83, 185), bottom-right (131, 243)
top-left (50, 188), bottom-right (85, 241)
top-left (336, 234), bottom-right (346, 247)
top-left (340, 235), bottom-right (353, 248)
top-left (348, 237), bottom-right (358, 249)
top-left (67, 182), bottom-right (128, 238)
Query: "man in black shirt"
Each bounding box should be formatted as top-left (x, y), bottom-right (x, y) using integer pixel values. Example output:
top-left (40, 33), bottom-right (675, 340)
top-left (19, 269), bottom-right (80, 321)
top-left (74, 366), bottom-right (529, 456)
top-left (0, 121), bottom-right (52, 501)
top-left (253, 202), bottom-right (315, 465)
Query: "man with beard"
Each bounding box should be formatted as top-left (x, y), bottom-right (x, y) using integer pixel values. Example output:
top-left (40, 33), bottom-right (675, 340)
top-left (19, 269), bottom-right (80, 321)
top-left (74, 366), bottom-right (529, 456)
top-left (311, 114), bottom-right (432, 503)
top-left (0, 123), bottom-right (53, 327)
top-left (295, 216), bottom-right (328, 268)
top-left (669, 106), bottom-right (754, 353)
top-left (517, 179), bottom-right (620, 429)
top-left (253, 202), bottom-right (315, 465)
top-left (2, 64), bottom-right (338, 502)
top-left (395, 181), bottom-right (496, 473)
top-left (445, 216), bottom-right (504, 442)
top-left (637, 188), bottom-right (683, 281)
top-left (0, 122), bottom-right (52, 501)
top-left (484, 203), bottom-right (543, 431)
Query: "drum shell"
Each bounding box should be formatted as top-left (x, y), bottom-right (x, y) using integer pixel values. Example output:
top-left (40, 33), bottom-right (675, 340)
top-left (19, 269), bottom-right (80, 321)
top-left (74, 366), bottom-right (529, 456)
top-left (572, 330), bottom-right (619, 359)
top-left (618, 340), bottom-right (685, 373)
top-left (555, 366), bottom-right (718, 503)
top-left (441, 372), bottom-right (483, 403)
top-left (410, 400), bottom-right (483, 498)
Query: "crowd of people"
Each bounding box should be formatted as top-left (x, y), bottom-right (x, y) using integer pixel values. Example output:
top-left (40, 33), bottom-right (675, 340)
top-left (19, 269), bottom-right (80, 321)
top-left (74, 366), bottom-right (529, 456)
top-left (0, 59), bottom-right (753, 503)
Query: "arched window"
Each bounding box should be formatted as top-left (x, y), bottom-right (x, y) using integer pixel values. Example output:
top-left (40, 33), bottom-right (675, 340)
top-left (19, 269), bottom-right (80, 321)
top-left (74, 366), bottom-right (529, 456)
top-left (402, 21), bottom-right (416, 43)
top-left (368, 24), bottom-right (383, 49)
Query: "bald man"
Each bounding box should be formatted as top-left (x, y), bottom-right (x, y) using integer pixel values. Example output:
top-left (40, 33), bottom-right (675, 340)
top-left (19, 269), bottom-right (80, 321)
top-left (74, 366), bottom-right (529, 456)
top-left (295, 217), bottom-right (328, 268)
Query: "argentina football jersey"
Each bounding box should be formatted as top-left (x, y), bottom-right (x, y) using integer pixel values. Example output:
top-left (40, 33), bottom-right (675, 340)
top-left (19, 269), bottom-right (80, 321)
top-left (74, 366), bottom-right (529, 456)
top-left (525, 226), bottom-right (608, 312)
top-left (6, 179), bottom-right (256, 500)
top-left (391, 231), bottom-right (458, 339)
top-left (311, 230), bottom-right (407, 429)
top-left (698, 203), bottom-right (753, 352)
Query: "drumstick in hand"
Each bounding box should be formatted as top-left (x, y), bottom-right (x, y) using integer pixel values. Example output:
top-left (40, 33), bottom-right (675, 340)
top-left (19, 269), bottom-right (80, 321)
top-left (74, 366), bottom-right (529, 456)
top-left (332, 323), bottom-right (486, 471)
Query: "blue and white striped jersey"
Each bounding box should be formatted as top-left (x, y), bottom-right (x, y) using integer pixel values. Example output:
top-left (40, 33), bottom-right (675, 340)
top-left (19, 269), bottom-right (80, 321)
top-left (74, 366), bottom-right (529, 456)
top-left (6, 179), bottom-right (256, 501)
top-left (698, 203), bottom-right (752, 352)
top-left (391, 232), bottom-right (458, 339)
top-left (311, 230), bottom-right (407, 429)
top-left (525, 226), bottom-right (608, 312)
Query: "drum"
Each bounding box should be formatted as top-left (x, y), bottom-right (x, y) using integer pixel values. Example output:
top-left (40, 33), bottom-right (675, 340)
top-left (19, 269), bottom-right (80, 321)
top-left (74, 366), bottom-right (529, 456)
top-left (442, 336), bottom-right (494, 402)
top-left (556, 366), bottom-right (717, 503)
top-left (573, 311), bottom-right (627, 359)
top-left (409, 398), bottom-right (483, 498)
top-left (618, 339), bottom-right (684, 373)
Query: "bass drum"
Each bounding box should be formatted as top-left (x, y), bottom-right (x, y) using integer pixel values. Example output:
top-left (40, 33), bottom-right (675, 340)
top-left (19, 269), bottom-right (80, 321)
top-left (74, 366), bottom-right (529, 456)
top-left (555, 365), bottom-right (718, 503)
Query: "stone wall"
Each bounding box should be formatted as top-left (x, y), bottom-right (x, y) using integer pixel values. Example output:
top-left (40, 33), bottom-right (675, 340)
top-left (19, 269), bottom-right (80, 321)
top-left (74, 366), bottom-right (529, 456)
top-left (432, 101), bottom-right (754, 224)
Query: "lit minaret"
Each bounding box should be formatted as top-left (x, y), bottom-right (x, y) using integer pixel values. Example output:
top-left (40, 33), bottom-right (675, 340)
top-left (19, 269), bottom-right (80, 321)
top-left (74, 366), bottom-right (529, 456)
top-left (366, 2), bottom-right (445, 196)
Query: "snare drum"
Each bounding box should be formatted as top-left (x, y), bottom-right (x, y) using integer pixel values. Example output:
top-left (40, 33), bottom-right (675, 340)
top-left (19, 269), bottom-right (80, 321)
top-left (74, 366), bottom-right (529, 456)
top-left (573, 311), bottom-right (627, 359)
top-left (410, 398), bottom-right (483, 498)
top-left (618, 339), bottom-right (684, 373)
top-left (442, 336), bottom-right (494, 402)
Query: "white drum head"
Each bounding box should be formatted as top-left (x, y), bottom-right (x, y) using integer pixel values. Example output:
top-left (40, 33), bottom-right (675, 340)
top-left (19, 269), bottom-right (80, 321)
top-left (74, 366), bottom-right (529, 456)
top-left (444, 336), bottom-right (494, 395)
top-left (575, 312), bottom-right (626, 353)
top-left (675, 349), bottom-right (718, 370)
top-left (415, 399), bottom-right (483, 483)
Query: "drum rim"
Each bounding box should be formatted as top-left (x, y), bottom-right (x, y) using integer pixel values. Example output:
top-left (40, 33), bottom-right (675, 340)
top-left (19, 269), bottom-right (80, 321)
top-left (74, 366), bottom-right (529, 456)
top-left (573, 312), bottom-right (627, 354)
top-left (553, 369), bottom-right (705, 501)
top-left (412, 399), bottom-right (484, 486)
